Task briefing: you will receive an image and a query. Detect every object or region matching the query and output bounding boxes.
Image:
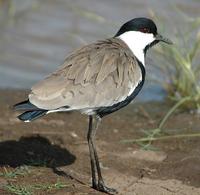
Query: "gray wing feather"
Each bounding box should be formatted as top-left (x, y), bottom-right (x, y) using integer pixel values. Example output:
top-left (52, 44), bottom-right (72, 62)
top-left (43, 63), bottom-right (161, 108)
top-left (29, 38), bottom-right (142, 110)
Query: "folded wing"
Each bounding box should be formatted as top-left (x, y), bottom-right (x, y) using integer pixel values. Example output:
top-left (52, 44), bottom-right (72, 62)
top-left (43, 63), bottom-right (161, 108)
top-left (29, 38), bottom-right (142, 110)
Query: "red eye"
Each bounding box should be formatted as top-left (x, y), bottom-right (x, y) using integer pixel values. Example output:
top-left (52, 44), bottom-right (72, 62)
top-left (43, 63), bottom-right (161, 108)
top-left (140, 28), bottom-right (150, 33)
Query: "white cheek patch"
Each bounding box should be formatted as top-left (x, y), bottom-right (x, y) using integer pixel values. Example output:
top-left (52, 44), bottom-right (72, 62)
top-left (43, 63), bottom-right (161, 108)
top-left (118, 31), bottom-right (155, 65)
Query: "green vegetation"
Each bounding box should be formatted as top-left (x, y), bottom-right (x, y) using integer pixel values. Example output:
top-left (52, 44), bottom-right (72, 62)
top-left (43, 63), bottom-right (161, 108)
top-left (1, 166), bottom-right (68, 194)
top-left (4, 180), bottom-right (69, 195)
top-left (32, 181), bottom-right (69, 191)
top-left (152, 10), bottom-right (200, 111)
top-left (0, 166), bottom-right (30, 178)
top-left (121, 96), bottom-right (200, 149)
top-left (5, 183), bottom-right (32, 195)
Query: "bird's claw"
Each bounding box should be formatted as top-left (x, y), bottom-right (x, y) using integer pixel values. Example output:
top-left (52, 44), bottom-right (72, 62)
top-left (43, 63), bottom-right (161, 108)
top-left (93, 181), bottom-right (118, 194)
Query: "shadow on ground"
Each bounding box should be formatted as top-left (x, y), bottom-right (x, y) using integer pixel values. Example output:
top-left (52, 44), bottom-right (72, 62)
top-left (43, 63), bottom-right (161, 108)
top-left (0, 135), bottom-right (76, 168)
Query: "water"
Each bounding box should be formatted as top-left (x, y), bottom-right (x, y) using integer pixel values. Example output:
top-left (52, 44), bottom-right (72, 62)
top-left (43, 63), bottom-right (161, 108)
top-left (0, 0), bottom-right (199, 101)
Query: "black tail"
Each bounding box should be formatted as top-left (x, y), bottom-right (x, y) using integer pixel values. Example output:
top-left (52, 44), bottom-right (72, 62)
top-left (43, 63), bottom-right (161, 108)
top-left (14, 100), bottom-right (40, 111)
top-left (18, 110), bottom-right (47, 122)
top-left (14, 100), bottom-right (47, 122)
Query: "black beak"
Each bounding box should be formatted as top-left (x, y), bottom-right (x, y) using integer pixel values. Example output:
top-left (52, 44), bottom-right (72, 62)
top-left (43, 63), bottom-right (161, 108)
top-left (155, 33), bottom-right (173, 44)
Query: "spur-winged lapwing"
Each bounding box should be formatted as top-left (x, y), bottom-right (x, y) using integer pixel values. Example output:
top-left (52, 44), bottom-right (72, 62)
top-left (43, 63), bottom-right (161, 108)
top-left (14, 17), bottom-right (172, 194)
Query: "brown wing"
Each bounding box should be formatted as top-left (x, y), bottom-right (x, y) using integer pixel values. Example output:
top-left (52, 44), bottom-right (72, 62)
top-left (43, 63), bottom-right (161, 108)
top-left (29, 38), bottom-right (142, 110)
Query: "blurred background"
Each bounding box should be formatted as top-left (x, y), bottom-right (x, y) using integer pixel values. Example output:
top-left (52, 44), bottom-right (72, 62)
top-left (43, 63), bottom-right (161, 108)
top-left (0, 0), bottom-right (199, 103)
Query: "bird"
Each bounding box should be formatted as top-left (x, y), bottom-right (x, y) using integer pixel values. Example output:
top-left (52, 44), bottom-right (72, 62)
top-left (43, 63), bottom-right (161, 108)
top-left (14, 17), bottom-right (172, 194)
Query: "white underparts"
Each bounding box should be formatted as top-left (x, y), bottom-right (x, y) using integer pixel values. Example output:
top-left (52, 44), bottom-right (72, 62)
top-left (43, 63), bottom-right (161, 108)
top-left (118, 31), bottom-right (155, 65)
top-left (127, 80), bottom-right (142, 96)
top-left (47, 107), bottom-right (95, 115)
top-left (117, 79), bottom-right (142, 105)
top-left (47, 107), bottom-right (71, 114)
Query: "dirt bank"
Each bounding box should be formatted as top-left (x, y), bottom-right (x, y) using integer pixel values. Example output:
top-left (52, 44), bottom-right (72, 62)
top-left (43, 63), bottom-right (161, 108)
top-left (0, 89), bottom-right (200, 194)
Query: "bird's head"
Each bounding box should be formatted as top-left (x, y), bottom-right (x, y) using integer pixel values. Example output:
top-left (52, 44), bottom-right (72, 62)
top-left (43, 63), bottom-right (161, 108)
top-left (115, 17), bottom-right (172, 54)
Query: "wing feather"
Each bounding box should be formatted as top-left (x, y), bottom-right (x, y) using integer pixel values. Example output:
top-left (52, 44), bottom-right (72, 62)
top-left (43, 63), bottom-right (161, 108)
top-left (29, 38), bottom-right (142, 110)
top-left (96, 52), bottom-right (117, 84)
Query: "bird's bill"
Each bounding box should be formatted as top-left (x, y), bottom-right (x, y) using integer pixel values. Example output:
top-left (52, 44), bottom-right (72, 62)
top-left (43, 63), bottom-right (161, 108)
top-left (155, 33), bottom-right (173, 44)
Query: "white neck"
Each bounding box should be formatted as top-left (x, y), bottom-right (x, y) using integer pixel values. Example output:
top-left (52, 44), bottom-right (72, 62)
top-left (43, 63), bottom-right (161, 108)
top-left (118, 31), bottom-right (155, 65)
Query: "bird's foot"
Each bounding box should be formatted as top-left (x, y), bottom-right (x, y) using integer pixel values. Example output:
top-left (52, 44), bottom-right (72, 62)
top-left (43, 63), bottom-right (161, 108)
top-left (93, 181), bottom-right (117, 194)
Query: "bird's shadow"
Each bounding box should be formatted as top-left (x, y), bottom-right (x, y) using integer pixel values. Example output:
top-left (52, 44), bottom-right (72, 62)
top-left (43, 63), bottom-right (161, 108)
top-left (0, 135), bottom-right (76, 171)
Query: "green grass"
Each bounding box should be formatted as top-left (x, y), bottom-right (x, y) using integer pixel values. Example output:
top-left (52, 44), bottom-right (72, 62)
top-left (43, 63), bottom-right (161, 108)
top-left (5, 183), bottom-right (32, 195)
top-left (32, 181), bottom-right (69, 191)
top-left (4, 180), bottom-right (69, 195)
top-left (121, 96), bottom-right (195, 148)
top-left (0, 166), bottom-right (30, 178)
top-left (151, 9), bottom-right (200, 111)
top-left (1, 166), bottom-right (69, 195)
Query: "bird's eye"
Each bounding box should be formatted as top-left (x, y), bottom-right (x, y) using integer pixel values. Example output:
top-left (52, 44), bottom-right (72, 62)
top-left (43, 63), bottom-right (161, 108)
top-left (140, 28), bottom-right (150, 33)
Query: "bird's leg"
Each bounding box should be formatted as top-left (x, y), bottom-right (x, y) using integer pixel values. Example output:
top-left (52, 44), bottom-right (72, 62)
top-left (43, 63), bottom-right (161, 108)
top-left (87, 116), bottom-right (97, 188)
top-left (87, 115), bottom-right (117, 194)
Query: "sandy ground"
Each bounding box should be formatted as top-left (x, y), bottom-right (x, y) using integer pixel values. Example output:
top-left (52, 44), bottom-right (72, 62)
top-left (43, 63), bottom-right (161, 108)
top-left (0, 89), bottom-right (200, 194)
